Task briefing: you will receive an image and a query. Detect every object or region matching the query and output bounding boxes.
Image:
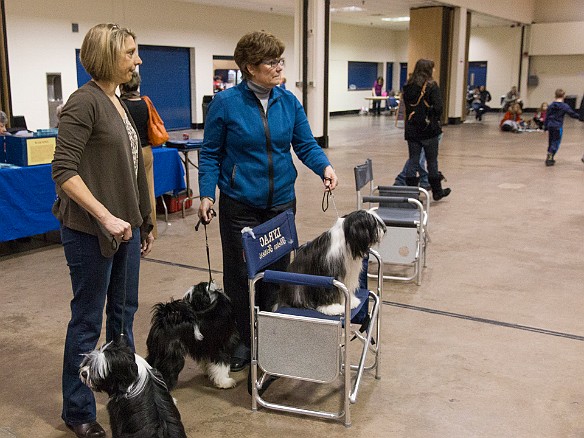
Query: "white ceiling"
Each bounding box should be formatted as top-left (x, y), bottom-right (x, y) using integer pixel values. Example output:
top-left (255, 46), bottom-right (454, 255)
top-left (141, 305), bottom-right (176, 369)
top-left (175, 0), bottom-right (513, 30)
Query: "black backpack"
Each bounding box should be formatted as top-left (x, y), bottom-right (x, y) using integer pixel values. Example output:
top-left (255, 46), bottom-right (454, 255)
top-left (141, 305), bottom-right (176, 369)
top-left (407, 81), bottom-right (431, 130)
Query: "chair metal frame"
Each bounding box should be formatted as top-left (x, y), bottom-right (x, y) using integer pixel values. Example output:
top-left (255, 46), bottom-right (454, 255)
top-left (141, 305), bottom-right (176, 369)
top-left (242, 210), bottom-right (383, 427)
top-left (354, 158), bottom-right (429, 285)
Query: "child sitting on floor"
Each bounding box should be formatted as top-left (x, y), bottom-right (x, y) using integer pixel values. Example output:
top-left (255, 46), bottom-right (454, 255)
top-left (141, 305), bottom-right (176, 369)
top-left (500, 103), bottom-right (524, 132)
top-left (532, 102), bottom-right (547, 129)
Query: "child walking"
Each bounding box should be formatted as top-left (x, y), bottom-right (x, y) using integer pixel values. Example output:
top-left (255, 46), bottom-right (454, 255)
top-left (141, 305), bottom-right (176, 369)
top-left (544, 89), bottom-right (582, 166)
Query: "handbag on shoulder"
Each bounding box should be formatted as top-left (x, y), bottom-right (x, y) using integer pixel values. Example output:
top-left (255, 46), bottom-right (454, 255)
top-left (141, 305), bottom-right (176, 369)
top-left (142, 96), bottom-right (169, 146)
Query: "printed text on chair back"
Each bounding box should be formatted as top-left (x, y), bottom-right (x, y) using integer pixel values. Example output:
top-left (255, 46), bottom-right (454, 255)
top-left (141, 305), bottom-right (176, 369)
top-left (241, 209), bottom-right (298, 278)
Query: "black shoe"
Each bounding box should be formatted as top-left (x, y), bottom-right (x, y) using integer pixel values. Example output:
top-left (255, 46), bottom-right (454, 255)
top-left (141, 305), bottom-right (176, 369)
top-left (230, 356), bottom-right (250, 372)
top-left (66, 421), bottom-right (106, 438)
top-left (545, 153), bottom-right (554, 166)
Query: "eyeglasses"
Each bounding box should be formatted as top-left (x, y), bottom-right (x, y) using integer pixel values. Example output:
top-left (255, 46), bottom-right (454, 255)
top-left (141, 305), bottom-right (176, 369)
top-left (262, 58), bottom-right (285, 69)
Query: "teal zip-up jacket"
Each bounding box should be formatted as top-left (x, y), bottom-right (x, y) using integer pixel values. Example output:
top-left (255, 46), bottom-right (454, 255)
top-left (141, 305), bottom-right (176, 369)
top-left (198, 80), bottom-right (331, 209)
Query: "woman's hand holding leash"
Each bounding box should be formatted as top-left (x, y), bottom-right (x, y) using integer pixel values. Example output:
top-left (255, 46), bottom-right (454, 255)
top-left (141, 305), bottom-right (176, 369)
top-left (322, 166), bottom-right (340, 216)
top-left (197, 197), bottom-right (216, 227)
top-left (101, 212), bottom-right (132, 242)
top-left (323, 165), bottom-right (338, 191)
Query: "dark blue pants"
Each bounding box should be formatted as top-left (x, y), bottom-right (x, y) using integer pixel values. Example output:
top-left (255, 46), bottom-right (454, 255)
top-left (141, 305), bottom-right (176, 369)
top-left (394, 149), bottom-right (429, 187)
top-left (547, 127), bottom-right (563, 155)
top-left (219, 194), bottom-right (295, 355)
top-left (60, 226), bottom-right (141, 425)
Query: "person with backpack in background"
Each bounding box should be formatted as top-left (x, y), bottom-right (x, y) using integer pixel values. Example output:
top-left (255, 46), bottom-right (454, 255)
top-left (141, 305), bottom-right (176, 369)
top-left (402, 58), bottom-right (451, 200)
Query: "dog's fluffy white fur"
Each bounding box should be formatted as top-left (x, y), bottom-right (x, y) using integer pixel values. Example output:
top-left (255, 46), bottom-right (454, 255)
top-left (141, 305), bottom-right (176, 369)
top-left (277, 209), bottom-right (386, 315)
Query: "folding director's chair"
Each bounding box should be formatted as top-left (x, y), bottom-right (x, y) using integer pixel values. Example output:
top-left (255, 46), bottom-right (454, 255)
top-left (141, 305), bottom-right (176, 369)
top-left (354, 158), bottom-right (429, 285)
top-left (241, 209), bottom-right (383, 427)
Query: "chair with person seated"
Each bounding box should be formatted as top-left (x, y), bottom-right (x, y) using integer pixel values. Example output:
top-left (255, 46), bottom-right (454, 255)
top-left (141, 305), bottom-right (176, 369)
top-left (354, 158), bottom-right (429, 285)
top-left (242, 209), bottom-right (383, 427)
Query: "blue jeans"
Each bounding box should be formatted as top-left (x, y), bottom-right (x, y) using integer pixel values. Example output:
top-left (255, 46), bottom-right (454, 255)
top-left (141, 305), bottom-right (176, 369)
top-left (547, 127), bottom-right (562, 155)
top-left (394, 149), bottom-right (429, 187)
top-left (61, 226), bottom-right (141, 425)
top-left (406, 136), bottom-right (440, 179)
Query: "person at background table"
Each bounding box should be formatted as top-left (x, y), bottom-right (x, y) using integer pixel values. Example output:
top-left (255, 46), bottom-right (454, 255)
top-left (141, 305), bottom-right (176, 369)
top-left (0, 111), bottom-right (9, 135)
top-left (402, 58), bottom-right (451, 201)
top-left (198, 30), bottom-right (338, 375)
top-left (121, 71), bottom-right (162, 238)
top-left (371, 76), bottom-right (384, 116)
top-left (51, 23), bottom-right (153, 438)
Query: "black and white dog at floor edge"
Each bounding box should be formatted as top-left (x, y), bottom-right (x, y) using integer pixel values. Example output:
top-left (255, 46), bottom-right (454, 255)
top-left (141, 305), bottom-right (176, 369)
top-left (277, 209), bottom-right (386, 315)
top-left (146, 281), bottom-right (239, 390)
top-left (79, 338), bottom-right (187, 438)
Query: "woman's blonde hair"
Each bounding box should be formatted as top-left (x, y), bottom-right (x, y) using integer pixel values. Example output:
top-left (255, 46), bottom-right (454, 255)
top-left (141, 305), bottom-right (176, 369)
top-left (234, 31), bottom-right (285, 80)
top-left (80, 23), bottom-right (136, 82)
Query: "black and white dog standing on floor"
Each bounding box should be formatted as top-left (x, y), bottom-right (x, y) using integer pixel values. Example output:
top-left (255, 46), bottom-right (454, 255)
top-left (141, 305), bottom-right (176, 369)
top-left (79, 338), bottom-right (187, 438)
top-left (277, 209), bottom-right (386, 315)
top-left (146, 281), bottom-right (239, 390)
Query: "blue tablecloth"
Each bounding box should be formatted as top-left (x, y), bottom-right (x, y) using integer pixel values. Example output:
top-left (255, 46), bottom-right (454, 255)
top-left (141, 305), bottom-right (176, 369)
top-left (153, 147), bottom-right (186, 197)
top-left (0, 147), bottom-right (186, 242)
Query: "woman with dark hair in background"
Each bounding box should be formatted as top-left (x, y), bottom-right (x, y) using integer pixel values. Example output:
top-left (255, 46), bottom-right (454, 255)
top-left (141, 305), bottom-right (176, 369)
top-left (371, 76), bottom-right (384, 115)
top-left (120, 71), bottom-right (162, 238)
top-left (402, 58), bottom-right (451, 200)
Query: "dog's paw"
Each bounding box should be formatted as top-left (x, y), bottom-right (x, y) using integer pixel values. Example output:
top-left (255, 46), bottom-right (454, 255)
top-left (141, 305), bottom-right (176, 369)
top-left (214, 377), bottom-right (237, 389)
top-left (317, 303), bottom-right (345, 315)
top-left (350, 295), bottom-right (362, 309)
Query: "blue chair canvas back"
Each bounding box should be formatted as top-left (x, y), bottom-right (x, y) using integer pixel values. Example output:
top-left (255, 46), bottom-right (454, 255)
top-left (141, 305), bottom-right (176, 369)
top-left (242, 209), bottom-right (298, 279)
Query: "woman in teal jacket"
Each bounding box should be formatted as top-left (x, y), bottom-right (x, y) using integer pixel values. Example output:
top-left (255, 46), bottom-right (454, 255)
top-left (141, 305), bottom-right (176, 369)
top-left (198, 31), bottom-right (337, 373)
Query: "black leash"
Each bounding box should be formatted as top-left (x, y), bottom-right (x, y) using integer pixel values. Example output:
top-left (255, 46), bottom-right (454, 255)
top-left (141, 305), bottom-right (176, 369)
top-left (321, 178), bottom-right (339, 217)
top-left (119, 246), bottom-right (128, 340)
top-left (195, 208), bottom-right (216, 286)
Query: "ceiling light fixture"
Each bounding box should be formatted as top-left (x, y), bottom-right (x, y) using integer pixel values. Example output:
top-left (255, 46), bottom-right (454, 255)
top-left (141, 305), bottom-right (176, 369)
top-left (381, 16), bottom-right (410, 22)
top-left (330, 6), bottom-right (365, 13)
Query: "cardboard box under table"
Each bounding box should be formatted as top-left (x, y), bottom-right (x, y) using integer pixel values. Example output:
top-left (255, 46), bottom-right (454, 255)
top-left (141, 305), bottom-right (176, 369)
top-left (5, 134), bottom-right (57, 166)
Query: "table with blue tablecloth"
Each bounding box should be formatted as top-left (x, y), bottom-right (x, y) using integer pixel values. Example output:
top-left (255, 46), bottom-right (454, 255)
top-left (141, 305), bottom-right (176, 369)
top-left (0, 147), bottom-right (186, 242)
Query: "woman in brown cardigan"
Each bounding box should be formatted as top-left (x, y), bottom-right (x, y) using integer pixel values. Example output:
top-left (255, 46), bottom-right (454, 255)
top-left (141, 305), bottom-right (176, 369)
top-left (51, 23), bottom-right (153, 438)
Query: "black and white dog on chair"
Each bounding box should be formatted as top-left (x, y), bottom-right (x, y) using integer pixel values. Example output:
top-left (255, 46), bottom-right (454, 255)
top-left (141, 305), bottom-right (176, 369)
top-left (277, 209), bottom-right (386, 315)
top-left (146, 281), bottom-right (239, 390)
top-left (79, 338), bottom-right (187, 438)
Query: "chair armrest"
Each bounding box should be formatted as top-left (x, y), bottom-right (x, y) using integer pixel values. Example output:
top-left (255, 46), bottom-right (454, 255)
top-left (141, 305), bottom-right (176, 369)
top-left (263, 270), bottom-right (335, 289)
top-left (363, 195), bottom-right (410, 204)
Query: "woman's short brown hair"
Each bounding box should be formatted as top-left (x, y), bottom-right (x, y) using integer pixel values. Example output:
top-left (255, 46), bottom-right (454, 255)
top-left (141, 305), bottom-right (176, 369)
top-left (80, 23), bottom-right (136, 82)
top-left (234, 31), bottom-right (285, 81)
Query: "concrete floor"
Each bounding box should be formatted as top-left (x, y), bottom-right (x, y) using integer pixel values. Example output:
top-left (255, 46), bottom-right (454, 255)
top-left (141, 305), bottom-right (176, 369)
top-left (1, 112), bottom-right (583, 437)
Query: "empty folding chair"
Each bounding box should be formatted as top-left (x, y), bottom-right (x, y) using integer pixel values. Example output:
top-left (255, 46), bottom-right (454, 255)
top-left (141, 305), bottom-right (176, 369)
top-left (354, 158), bottom-right (429, 285)
top-left (241, 209), bottom-right (383, 427)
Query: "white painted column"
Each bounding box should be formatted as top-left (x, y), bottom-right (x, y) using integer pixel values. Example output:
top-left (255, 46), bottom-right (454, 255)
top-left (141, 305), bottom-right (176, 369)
top-left (295, 0), bottom-right (328, 145)
top-left (448, 7), bottom-right (468, 123)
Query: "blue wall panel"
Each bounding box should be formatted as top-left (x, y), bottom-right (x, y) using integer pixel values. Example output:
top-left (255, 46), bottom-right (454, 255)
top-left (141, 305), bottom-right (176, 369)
top-left (139, 46), bottom-right (191, 130)
top-left (75, 45), bottom-right (192, 130)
